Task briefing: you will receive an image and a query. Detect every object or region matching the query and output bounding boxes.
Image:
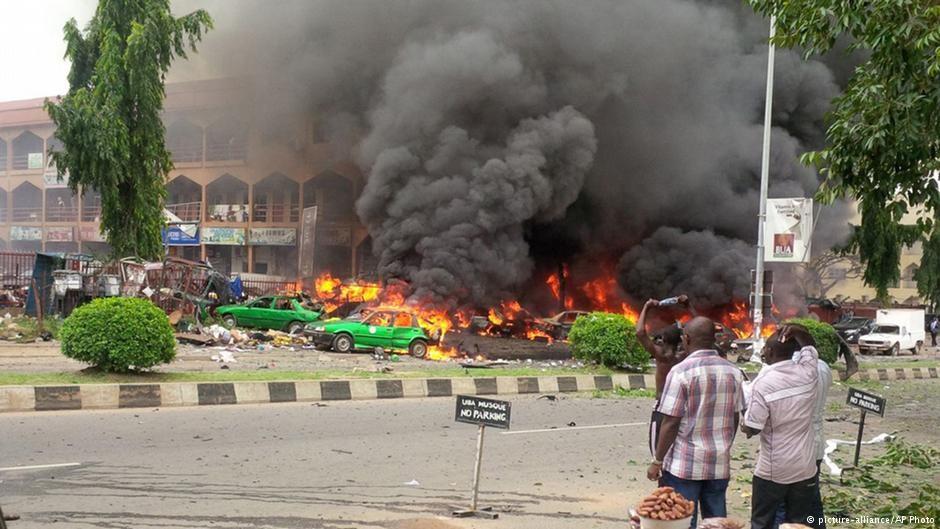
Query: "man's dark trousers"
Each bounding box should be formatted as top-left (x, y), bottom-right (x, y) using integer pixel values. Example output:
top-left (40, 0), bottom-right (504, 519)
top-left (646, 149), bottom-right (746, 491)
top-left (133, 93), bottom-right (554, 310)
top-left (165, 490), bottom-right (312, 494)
top-left (751, 473), bottom-right (823, 529)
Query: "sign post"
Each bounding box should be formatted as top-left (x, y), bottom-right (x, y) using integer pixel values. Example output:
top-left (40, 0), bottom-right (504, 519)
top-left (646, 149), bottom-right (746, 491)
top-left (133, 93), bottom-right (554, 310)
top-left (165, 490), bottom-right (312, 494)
top-left (845, 387), bottom-right (886, 467)
top-left (453, 395), bottom-right (511, 519)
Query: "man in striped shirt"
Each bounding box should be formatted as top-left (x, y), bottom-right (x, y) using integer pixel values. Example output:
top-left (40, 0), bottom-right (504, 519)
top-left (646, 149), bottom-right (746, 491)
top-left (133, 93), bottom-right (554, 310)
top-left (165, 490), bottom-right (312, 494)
top-left (742, 324), bottom-right (823, 529)
top-left (647, 317), bottom-right (745, 527)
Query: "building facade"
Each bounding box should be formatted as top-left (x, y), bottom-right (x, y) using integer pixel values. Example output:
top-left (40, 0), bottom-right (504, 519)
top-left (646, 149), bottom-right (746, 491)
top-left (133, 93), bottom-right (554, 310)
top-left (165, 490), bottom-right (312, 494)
top-left (0, 78), bottom-right (374, 279)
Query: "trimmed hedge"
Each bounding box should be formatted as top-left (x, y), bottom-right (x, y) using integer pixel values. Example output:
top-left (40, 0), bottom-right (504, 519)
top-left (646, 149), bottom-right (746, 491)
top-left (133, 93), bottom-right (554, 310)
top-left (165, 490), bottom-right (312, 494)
top-left (568, 312), bottom-right (649, 369)
top-left (783, 317), bottom-right (839, 365)
top-left (60, 297), bottom-right (176, 372)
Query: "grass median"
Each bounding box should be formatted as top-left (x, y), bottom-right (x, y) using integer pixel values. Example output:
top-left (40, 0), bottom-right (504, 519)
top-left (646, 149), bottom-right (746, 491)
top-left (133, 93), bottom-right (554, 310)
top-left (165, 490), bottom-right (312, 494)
top-left (0, 365), bottom-right (624, 386)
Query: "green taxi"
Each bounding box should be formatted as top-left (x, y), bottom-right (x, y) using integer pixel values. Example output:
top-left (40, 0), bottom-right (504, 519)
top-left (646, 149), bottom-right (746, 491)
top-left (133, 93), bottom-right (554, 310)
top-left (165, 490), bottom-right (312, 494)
top-left (215, 296), bottom-right (322, 334)
top-left (304, 308), bottom-right (430, 358)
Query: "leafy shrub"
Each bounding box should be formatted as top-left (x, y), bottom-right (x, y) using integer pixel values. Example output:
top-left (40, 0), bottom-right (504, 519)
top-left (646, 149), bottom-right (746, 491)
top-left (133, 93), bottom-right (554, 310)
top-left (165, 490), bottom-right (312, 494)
top-left (568, 312), bottom-right (649, 369)
top-left (60, 297), bottom-right (176, 372)
top-left (783, 317), bottom-right (839, 365)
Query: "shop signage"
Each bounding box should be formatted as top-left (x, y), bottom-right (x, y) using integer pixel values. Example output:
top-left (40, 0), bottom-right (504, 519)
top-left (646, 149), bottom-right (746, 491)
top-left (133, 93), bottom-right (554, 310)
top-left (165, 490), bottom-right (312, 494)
top-left (43, 171), bottom-right (69, 187)
top-left (202, 227), bottom-right (246, 245)
top-left (249, 227), bottom-right (296, 246)
top-left (11, 226), bottom-right (42, 241)
top-left (45, 227), bottom-right (74, 242)
top-left (27, 152), bottom-right (44, 169)
top-left (79, 226), bottom-right (107, 243)
top-left (162, 224), bottom-right (200, 246)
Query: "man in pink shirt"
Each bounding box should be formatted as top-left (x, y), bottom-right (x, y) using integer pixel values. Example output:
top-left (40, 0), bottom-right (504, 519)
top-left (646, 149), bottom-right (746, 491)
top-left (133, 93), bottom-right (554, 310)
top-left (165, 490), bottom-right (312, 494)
top-left (647, 317), bottom-right (745, 527)
top-left (742, 324), bottom-right (823, 529)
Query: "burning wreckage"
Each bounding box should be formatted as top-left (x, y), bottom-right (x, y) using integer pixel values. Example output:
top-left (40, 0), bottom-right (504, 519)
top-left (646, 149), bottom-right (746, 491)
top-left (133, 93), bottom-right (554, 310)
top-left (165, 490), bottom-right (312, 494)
top-left (4, 250), bottom-right (778, 362)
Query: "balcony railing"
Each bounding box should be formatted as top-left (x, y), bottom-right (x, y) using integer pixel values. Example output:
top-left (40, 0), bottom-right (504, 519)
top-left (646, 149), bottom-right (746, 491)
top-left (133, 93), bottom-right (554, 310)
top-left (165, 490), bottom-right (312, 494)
top-left (82, 205), bottom-right (102, 223)
top-left (170, 145), bottom-right (204, 163)
top-left (0, 209), bottom-right (6, 223)
top-left (165, 201), bottom-right (202, 222)
top-left (206, 204), bottom-right (250, 223)
top-left (12, 206), bottom-right (42, 222)
top-left (252, 202), bottom-right (300, 223)
top-left (205, 142), bottom-right (246, 162)
top-left (45, 205), bottom-right (78, 222)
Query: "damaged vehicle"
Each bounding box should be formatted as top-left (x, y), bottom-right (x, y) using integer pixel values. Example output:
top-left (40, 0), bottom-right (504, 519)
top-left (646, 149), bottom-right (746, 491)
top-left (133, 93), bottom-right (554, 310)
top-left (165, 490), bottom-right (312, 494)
top-left (304, 308), bottom-right (431, 358)
top-left (215, 295), bottom-right (322, 334)
top-left (533, 310), bottom-right (590, 340)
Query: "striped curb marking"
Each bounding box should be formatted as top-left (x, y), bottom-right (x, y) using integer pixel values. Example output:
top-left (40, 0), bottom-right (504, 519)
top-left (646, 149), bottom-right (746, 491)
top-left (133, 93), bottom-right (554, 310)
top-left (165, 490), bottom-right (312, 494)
top-left (0, 368), bottom-right (936, 413)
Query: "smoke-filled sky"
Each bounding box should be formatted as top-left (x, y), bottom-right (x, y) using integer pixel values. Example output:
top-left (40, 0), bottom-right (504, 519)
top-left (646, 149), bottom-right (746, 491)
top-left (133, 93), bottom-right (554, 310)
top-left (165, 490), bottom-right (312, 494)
top-left (34, 0), bottom-right (857, 310)
top-left (169, 0), bottom-right (856, 309)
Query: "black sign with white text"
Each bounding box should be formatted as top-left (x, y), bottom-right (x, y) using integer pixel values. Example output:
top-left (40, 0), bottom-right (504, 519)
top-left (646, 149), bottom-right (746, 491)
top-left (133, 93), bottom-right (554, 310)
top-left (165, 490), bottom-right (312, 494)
top-left (847, 387), bottom-right (886, 417)
top-left (455, 395), bottom-right (511, 429)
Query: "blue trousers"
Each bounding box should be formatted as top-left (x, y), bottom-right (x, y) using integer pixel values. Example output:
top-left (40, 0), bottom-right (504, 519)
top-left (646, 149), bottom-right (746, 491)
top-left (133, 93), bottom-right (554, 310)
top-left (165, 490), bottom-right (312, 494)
top-left (660, 471), bottom-right (729, 528)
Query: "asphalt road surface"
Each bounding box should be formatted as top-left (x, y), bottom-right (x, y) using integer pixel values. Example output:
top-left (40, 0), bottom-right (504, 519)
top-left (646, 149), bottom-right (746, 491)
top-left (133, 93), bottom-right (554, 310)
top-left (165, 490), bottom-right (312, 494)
top-left (0, 395), bottom-right (680, 529)
top-left (2, 380), bottom-right (925, 529)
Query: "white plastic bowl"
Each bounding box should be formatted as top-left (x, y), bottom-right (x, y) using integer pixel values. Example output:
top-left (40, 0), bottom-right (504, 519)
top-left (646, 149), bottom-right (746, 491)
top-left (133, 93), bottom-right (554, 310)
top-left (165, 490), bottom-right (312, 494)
top-left (639, 515), bottom-right (693, 529)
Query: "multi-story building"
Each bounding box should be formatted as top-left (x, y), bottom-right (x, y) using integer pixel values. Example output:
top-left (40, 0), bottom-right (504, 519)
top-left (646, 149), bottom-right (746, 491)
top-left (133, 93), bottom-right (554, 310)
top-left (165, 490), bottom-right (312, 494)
top-left (0, 78), bottom-right (373, 279)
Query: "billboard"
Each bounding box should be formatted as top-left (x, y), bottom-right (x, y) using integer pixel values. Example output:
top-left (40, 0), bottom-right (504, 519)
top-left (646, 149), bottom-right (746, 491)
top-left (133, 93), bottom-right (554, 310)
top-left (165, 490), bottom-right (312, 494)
top-left (162, 224), bottom-right (200, 246)
top-left (11, 226), bottom-right (43, 241)
top-left (45, 227), bottom-right (74, 242)
top-left (202, 227), bottom-right (246, 245)
top-left (764, 198), bottom-right (813, 263)
top-left (249, 227), bottom-right (296, 246)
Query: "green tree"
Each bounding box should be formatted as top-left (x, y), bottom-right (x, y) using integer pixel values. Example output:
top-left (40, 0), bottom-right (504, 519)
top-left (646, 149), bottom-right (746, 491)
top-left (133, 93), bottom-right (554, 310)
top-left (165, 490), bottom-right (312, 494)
top-left (747, 1), bottom-right (940, 301)
top-left (46, 0), bottom-right (212, 259)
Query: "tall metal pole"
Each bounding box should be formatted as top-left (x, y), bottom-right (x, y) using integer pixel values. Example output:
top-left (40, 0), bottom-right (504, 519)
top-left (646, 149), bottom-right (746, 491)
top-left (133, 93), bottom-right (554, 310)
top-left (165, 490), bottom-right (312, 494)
top-left (754, 16), bottom-right (776, 342)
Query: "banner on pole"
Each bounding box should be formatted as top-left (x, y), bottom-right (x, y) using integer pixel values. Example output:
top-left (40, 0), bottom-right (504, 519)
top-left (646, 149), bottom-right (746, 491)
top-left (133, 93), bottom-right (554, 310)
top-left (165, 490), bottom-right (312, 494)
top-left (764, 198), bottom-right (812, 263)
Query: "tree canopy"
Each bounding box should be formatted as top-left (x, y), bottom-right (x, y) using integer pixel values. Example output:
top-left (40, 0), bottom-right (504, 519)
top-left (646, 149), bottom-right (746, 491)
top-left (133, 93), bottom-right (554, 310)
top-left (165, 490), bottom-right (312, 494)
top-left (747, 1), bottom-right (940, 301)
top-left (46, 0), bottom-right (212, 259)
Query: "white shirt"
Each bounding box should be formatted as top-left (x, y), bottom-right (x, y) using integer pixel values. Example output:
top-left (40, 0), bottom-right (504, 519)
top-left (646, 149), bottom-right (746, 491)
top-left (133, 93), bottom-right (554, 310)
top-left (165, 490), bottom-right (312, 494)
top-left (813, 359), bottom-right (833, 461)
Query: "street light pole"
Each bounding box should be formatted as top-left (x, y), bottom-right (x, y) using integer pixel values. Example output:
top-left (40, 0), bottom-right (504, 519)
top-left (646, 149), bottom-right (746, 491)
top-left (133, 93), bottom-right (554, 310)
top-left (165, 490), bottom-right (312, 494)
top-left (753, 15), bottom-right (776, 343)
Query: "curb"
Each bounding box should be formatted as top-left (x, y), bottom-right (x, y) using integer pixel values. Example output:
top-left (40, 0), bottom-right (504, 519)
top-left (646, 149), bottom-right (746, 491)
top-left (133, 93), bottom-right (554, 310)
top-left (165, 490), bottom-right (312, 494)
top-left (0, 367), bottom-right (935, 413)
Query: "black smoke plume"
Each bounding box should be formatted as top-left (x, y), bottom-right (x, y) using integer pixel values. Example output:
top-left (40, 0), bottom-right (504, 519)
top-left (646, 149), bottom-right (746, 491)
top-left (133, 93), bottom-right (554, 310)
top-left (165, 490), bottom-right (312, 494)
top-left (175, 0), bottom-right (854, 310)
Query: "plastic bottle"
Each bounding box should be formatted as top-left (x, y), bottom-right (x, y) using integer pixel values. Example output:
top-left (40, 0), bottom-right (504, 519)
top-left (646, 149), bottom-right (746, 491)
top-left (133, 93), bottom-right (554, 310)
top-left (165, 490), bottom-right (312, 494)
top-left (658, 296), bottom-right (681, 306)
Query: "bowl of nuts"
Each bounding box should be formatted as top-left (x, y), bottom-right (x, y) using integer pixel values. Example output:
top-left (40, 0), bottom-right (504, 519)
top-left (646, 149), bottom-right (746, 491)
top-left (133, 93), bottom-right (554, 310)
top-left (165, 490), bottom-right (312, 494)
top-left (636, 486), bottom-right (694, 529)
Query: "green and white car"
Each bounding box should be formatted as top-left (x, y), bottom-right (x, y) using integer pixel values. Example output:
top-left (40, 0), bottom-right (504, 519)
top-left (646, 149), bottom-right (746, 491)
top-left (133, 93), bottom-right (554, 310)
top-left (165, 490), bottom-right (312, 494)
top-left (305, 308), bottom-right (431, 358)
top-left (215, 296), bottom-right (322, 334)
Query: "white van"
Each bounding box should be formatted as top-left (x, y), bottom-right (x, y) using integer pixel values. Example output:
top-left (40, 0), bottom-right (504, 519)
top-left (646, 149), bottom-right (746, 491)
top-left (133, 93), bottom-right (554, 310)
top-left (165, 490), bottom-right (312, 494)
top-left (857, 308), bottom-right (926, 355)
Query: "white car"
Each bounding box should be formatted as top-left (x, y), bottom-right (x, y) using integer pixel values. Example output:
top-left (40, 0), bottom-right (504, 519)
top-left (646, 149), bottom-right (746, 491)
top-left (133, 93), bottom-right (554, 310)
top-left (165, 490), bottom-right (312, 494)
top-left (858, 324), bottom-right (920, 356)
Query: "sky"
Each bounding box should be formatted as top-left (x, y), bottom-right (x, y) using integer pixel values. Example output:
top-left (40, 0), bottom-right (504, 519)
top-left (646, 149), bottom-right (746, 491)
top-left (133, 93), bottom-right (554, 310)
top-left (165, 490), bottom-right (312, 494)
top-left (0, 0), bottom-right (96, 101)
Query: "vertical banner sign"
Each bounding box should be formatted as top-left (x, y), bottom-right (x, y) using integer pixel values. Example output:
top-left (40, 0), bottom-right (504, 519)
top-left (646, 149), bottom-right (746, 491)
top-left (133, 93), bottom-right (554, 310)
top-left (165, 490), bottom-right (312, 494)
top-left (299, 206), bottom-right (318, 279)
top-left (764, 198), bottom-right (813, 262)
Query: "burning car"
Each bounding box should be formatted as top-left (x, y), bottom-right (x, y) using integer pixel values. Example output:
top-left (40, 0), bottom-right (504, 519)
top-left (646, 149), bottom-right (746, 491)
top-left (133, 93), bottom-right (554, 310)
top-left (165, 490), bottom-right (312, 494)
top-left (305, 308), bottom-right (431, 358)
top-left (533, 310), bottom-right (590, 340)
top-left (216, 295), bottom-right (323, 334)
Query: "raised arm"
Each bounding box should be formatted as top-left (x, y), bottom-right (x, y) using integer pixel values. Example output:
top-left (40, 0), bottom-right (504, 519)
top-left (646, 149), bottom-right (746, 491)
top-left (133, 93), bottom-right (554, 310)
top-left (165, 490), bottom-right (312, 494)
top-left (636, 299), bottom-right (662, 357)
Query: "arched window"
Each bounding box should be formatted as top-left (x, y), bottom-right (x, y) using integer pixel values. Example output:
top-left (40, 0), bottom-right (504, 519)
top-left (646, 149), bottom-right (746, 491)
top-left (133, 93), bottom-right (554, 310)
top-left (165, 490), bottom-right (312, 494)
top-left (12, 131), bottom-right (43, 170)
top-left (253, 172), bottom-right (299, 223)
top-left (12, 182), bottom-right (42, 221)
top-left (166, 120), bottom-right (204, 163)
top-left (206, 117), bottom-right (247, 161)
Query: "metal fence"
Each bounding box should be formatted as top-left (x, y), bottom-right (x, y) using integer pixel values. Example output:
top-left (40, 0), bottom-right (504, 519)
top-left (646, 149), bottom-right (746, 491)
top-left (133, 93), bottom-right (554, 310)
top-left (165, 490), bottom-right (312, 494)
top-left (238, 277), bottom-right (297, 297)
top-left (0, 252), bottom-right (36, 289)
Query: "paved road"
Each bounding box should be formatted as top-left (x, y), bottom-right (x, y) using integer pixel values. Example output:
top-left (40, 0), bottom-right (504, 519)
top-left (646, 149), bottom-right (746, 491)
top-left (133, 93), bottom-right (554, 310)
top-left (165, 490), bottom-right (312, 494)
top-left (0, 395), bottom-right (695, 529)
top-left (2, 379), bottom-right (926, 529)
